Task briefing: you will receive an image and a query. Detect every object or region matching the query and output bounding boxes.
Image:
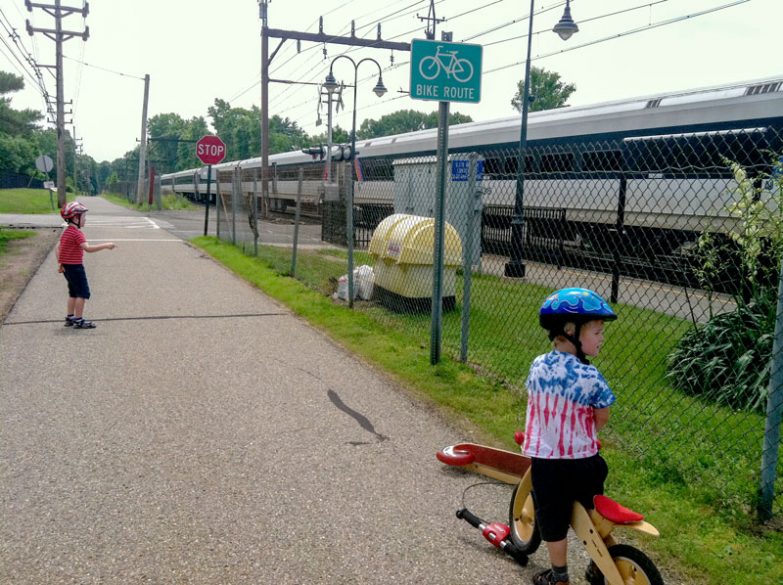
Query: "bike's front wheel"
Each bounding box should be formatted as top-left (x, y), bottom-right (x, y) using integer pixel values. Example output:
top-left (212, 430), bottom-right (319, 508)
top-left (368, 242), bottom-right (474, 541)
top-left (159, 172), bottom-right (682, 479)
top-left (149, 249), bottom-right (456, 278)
top-left (508, 484), bottom-right (541, 554)
top-left (452, 58), bottom-right (474, 83)
top-left (587, 544), bottom-right (664, 585)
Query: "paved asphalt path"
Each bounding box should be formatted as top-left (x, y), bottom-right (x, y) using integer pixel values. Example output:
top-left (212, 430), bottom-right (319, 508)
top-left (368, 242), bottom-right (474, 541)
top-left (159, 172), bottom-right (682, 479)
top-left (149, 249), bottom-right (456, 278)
top-left (0, 198), bottom-right (560, 584)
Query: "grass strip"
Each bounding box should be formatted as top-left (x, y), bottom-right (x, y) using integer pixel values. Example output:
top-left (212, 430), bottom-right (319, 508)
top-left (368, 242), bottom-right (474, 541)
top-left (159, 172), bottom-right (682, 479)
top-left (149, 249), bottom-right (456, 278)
top-left (0, 188), bottom-right (60, 214)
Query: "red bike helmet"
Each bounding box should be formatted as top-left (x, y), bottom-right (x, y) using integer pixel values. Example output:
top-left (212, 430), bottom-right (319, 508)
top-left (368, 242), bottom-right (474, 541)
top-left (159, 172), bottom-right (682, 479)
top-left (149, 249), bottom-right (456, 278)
top-left (61, 201), bottom-right (88, 222)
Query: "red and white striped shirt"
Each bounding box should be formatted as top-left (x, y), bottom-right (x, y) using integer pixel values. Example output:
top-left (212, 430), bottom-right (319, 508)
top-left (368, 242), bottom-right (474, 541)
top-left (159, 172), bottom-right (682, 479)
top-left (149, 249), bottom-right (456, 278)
top-left (58, 225), bottom-right (86, 265)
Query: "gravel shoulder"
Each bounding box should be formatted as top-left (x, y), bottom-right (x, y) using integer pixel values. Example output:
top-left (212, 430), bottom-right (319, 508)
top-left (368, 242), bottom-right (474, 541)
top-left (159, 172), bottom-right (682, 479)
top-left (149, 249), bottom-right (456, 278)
top-left (0, 228), bottom-right (60, 323)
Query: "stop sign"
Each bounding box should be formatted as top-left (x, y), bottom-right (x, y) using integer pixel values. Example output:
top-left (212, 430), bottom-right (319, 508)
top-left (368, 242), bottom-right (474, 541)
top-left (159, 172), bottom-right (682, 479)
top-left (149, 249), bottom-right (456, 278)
top-left (196, 135), bottom-right (227, 165)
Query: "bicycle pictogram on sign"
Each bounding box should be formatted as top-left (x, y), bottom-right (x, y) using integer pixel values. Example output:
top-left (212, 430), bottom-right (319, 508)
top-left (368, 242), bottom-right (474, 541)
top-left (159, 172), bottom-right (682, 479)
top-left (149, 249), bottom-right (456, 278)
top-left (410, 38), bottom-right (482, 104)
top-left (418, 45), bottom-right (475, 83)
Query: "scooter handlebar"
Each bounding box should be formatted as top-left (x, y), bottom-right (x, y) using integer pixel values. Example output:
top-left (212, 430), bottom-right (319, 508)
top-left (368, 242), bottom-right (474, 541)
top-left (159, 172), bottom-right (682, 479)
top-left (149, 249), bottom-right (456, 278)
top-left (456, 508), bottom-right (483, 529)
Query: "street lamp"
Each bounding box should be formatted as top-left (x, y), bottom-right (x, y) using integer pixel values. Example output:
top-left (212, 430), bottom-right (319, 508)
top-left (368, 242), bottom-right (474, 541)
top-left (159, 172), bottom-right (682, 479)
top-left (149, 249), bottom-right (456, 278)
top-left (505, 0), bottom-right (578, 277)
top-left (324, 56), bottom-right (387, 308)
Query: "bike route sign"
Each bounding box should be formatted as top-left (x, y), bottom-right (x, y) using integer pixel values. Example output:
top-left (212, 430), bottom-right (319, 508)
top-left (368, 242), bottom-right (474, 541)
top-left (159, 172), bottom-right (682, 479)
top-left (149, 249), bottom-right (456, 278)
top-left (410, 39), bottom-right (482, 104)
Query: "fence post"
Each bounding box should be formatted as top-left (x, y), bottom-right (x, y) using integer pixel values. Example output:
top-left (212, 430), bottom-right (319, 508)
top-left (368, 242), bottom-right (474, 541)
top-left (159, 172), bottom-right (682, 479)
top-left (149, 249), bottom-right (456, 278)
top-left (610, 175), bottom-right (627, 304)
top-left (430, 101), bottom-right (449, 365)
top-left (253, 167), bottom-right (259, 255)
top-left (460, 152), bottom-right (479, 362)
top-left (231, 167), bottom-right (238, 245)
top-left (759, 254), bottom-right (783, 521)
top-left (291, 168), bottom-right (303, 277)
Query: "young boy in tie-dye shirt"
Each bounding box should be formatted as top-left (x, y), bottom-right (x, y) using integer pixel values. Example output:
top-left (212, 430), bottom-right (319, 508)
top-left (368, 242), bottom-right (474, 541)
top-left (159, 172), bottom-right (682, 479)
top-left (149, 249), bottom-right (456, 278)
top-left (522, 288), bottom-right (617, 585)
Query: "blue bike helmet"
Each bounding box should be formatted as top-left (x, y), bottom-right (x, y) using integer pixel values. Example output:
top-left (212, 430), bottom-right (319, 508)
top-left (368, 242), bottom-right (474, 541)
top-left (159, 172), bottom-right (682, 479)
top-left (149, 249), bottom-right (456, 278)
top-left (539, 288), bottom-right (617, 363)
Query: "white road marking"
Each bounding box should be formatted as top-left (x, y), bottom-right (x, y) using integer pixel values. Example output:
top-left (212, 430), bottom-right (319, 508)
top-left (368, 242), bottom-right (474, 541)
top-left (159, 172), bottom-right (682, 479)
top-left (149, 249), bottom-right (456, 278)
top-left (81, 216), bottom-right (174, 230)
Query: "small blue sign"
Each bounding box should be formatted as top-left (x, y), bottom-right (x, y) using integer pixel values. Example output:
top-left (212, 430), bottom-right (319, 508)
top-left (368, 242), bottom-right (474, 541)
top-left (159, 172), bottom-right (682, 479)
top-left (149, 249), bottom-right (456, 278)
top-left (451, 159), bottom-right (484, 182)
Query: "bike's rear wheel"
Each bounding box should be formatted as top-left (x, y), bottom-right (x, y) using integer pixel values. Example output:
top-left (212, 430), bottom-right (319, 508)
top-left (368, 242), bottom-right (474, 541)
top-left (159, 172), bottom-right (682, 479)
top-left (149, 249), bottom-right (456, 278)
top-left (508, 484), bottom-right (541, 554)
top-left (587, 544), bottom-right (664, 585)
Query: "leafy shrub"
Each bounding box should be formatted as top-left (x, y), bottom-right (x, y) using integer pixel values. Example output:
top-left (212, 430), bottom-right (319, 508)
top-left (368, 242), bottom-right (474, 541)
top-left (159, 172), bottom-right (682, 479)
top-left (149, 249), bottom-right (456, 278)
top-left (666, 289), bottom-right (775, 412)
top-left (668, 154), bottom-right (782, 412)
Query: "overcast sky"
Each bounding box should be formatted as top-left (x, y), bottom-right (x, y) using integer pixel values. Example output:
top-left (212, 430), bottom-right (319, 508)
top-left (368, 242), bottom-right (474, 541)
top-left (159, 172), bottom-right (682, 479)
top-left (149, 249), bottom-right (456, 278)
top-left (1, 0), bottom-right (780, 163)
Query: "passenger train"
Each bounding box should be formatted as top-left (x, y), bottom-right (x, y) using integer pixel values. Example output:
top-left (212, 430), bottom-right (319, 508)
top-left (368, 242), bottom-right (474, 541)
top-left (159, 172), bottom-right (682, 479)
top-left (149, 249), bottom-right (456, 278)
top-left (162, 76), bottom-right (783, 281)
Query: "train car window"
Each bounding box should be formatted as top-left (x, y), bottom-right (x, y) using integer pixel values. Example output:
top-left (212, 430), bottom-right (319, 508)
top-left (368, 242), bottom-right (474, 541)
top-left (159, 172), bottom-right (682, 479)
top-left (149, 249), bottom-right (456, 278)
top-left (361, 158), bottom-right (394, 181)
top-left (582, 150), bottom-right (623, 172)
top-left (483, 155), bottom-right (535, 179)
top-left (626, 128), bottom-right (771, 177)
top-left (540, 152), bottom-right (573, 173)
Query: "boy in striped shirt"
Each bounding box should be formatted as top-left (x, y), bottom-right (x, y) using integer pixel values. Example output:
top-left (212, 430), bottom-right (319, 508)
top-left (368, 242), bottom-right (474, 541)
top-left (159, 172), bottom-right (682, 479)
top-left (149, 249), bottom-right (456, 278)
top-left (56, 201), bottom-right (116, 329)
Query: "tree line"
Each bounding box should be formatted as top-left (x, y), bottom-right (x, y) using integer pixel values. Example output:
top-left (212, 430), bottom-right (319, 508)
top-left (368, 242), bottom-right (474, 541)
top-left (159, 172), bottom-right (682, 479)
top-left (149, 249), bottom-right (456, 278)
top-left (0, 66), bottom-right (574, 194)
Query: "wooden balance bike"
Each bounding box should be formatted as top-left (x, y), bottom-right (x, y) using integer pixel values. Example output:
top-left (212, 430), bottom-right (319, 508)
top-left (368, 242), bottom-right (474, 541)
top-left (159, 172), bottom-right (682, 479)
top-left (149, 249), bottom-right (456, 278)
top-left (437, 436), bottom-right (664, 585)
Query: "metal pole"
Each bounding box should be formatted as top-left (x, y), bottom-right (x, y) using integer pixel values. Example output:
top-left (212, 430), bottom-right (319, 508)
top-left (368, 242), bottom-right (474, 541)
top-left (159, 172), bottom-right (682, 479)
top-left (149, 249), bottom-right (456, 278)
top-left (203, 165), bottom-right (212, 236)
top-left (430, 101), bottom-right (450, 365)
top-left (759, 255), bottom-right (783, 521)
top-left (347, 69), bottom-right (358, 308)
top-left (292, 167), bottom-right (303, 277)
top-left (260, 3), bottom-right (270, 220)
top-left (611, 175), bottom-right (627, 303)
top-left (505, 0), bottom-right (535, 278)
top-left (253, 167), bottom-right (259, 255)
top-left (460, 153), bottom-right (479, 362)
top-left (231, 167), bottom-right (238, 245)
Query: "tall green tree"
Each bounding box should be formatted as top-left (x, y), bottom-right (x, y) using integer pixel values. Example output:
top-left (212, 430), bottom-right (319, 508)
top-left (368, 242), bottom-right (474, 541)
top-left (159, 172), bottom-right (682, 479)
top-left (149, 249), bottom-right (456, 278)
top-left (268, 114), bottom-right (309, 154)
top-left (0, 71), bottom-right (45, 175)
top-left (511, 66), bottom-right (576, 113)
top-left (208, 99), bottom-right (260, 161)
top-left (357, 109), bottom-right (473, 139)
top-left (0, 72), bottom-right (41, 137)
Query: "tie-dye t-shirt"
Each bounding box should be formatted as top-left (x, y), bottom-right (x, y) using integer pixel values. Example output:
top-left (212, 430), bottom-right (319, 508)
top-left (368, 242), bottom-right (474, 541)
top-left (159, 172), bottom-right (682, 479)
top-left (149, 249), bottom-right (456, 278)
top-left (523, 350), bottom-right (615, 459)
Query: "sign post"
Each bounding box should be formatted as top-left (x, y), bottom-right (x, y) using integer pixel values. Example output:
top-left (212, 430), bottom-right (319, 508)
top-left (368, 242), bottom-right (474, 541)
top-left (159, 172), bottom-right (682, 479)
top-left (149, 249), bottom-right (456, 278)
top-left (196, 135), bottom-right (227, 236)
top-left (410, 37), bottom-right (482, 365)
top-left (35, 154), bottom-right (55, 209)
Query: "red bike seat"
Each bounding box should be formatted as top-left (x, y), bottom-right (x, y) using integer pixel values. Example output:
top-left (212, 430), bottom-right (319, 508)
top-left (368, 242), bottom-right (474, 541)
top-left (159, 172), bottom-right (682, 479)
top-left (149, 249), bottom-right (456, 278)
top-left (594, 495), bottom-right (644, 524)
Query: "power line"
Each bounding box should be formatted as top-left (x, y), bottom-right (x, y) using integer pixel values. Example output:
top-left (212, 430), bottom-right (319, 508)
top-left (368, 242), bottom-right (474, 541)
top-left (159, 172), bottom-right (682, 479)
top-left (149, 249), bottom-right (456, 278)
top-left (483, 0), bottom-right (750, 75)
top-left (270, 0), bottom-right (751, 124)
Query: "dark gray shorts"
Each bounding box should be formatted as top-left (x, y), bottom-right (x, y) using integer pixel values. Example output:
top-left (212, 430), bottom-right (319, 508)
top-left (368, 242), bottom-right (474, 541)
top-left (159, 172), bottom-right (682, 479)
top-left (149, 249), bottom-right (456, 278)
top-left (531, 454), bottom-right (609, 541)
top-left (63, 264), bottom-right (91, 299)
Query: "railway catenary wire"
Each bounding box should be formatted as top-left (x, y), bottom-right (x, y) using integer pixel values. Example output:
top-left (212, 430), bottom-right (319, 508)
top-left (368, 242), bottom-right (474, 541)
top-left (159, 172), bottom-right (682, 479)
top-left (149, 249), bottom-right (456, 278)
top-left (162, 77), bottom-right (783, 294)
top-left (265, 0), bottom-right (748, 124)
top-left (265, 0), bottom-right (448, 112)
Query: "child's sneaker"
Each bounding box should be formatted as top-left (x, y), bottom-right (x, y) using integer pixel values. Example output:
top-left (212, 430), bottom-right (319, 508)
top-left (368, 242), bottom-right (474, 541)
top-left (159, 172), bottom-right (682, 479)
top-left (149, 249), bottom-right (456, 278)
top-left (64, 315), bottom-right (77, 327)
top-left (73, 318), bottom-right (96, 329)
top-left (532, 569), bottom-right (569, 585)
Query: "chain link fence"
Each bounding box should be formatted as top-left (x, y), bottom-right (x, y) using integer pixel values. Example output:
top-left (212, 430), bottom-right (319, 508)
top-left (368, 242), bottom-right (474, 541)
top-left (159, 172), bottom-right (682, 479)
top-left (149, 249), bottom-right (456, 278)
top-left (214, 127), bottom-right (783, 520)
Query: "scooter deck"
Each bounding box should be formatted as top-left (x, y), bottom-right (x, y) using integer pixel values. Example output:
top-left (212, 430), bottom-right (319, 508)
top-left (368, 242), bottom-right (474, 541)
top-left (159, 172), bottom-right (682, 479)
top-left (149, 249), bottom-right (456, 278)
top-left (437, 443), bottom-right (530, 484)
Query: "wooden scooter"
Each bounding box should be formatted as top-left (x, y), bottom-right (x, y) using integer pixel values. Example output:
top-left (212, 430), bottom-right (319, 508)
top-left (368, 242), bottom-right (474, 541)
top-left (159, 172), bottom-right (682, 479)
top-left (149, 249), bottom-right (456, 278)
top-left (437, 436), bottom-right (664, 585)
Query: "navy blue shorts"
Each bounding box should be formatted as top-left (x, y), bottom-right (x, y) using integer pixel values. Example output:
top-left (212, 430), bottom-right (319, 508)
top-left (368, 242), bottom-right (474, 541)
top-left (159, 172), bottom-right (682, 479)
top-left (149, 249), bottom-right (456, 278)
top-left (531, 454), bottom-right (609, 542)
top-left (63, 264), bottom-right (91, 299)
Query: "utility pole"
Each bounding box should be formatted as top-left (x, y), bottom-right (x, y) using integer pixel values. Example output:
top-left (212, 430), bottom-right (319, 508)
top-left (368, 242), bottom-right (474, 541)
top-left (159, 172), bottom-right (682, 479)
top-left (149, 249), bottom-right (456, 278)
top-left (136, 73), bottom-right (151, 205)
top-left (72, 124), bottom-right (82, 195)
top-left (25, 0), bottom-right (89, 208)
top-left (418, 0), bottom-right (445, 40)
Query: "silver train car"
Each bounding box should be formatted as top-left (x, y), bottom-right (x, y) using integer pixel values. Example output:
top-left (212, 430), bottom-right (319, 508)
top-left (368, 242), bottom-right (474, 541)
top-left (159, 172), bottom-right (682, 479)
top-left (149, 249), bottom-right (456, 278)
top-left (162, 76), bottom-right (783, 260)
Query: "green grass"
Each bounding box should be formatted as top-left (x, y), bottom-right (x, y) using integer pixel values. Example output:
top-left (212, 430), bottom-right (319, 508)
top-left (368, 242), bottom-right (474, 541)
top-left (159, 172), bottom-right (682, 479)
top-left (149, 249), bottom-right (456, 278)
top-left (0, 188), bottom-right (60, 214)
top-left (0, 228), bottom-right (36, 256)
top-left (192, 236), bottom-right (783, 585)
top-left (102, 192), bottom-right (196, 211)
